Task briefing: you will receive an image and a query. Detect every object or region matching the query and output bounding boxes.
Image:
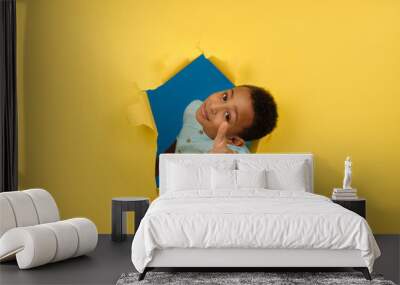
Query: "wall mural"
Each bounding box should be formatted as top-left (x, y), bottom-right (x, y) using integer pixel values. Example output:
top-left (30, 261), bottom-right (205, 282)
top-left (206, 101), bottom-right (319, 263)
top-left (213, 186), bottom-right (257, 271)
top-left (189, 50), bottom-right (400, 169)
top-left (129, 54), bottom-right (262, 185)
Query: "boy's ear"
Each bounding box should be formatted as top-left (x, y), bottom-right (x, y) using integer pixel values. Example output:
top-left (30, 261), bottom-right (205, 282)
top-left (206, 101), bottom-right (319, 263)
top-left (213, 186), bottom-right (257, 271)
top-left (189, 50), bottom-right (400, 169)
top-left (227, 136), bottom-right (245, 147)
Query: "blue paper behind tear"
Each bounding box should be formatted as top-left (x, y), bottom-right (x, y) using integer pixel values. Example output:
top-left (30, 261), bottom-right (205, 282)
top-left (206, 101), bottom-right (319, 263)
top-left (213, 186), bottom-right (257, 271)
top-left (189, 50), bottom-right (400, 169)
top-left (147, 54), bottom-right (235, 155)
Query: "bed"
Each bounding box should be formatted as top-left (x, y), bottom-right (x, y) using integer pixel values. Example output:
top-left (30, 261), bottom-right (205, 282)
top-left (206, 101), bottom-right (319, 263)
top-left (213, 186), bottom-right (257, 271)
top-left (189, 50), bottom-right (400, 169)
top-left (131, 153), bottom-right (380, 281)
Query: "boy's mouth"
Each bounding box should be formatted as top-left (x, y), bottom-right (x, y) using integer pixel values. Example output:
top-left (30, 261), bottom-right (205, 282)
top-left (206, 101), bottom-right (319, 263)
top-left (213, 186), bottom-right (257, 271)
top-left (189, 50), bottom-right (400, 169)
top-left (201, 103), bottom-right (209, 121)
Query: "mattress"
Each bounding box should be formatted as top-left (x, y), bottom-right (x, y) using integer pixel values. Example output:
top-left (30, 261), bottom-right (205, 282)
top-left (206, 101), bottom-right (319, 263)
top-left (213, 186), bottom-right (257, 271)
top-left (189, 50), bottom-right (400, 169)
top-left (131, 189), bottom-right (380, 273)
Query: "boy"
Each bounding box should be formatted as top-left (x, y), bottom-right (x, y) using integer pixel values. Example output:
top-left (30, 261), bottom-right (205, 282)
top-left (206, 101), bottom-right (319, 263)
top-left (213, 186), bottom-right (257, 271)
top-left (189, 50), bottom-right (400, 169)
top-left (174, 85), bottom-right (278, 153)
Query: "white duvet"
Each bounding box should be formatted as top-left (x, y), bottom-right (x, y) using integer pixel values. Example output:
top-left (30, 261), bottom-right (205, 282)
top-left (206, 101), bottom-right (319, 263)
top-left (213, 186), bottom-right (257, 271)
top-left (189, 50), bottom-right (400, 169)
top-left (131, 190), bottom-right (380, 273)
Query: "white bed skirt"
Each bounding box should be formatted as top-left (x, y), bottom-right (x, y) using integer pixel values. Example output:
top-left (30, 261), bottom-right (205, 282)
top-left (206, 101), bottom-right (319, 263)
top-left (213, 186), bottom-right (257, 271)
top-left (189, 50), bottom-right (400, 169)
top-left (148, 248), bottom-right (366, 268)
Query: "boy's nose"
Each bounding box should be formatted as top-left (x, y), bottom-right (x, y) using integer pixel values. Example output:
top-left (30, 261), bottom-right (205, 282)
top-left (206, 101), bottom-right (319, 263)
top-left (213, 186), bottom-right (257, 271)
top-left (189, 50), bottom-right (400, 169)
top-left (210, 106), bottom-right (217, 115)
top-left (210, 103), bottom-right (223, 115)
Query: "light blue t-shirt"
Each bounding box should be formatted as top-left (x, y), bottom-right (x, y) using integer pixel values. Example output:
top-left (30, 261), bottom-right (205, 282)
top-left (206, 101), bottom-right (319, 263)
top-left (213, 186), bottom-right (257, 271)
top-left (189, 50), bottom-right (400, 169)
top-left (175, 100), bottom-right (250, 154)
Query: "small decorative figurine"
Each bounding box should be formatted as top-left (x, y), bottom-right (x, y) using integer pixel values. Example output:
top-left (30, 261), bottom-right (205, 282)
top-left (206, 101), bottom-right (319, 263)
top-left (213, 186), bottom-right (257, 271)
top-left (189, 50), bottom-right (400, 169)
top-left (342, 156), bottom-right (352, 190)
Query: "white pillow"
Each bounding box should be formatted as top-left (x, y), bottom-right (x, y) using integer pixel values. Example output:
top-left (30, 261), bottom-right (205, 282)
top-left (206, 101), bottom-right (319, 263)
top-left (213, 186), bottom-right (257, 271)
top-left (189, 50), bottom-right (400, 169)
top-left (236, 169), bottom-right (267, 189)
top-left (211, 168), bottom-right (268, 190)
top-left (266, 166), bottom-right (306, 191)
top-left (211, 168), bottom-right (236, 190)
top-left (237, 159), bottom-right (307, 191)
top-left (167, 162), bottom-right (211, 191)
top-left (166, 159), bottom-right (235, 192)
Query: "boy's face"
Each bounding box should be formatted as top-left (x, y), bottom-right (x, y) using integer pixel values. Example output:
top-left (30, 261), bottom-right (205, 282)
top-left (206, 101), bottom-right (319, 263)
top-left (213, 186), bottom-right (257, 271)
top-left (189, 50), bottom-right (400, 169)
top-left (195, 86), bottom-right (254, 143)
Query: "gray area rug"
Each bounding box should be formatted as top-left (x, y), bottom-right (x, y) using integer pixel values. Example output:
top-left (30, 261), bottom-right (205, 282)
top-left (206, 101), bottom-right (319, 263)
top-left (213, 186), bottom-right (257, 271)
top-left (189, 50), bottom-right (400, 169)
top-left (116, 272), bottom-right (396, 285)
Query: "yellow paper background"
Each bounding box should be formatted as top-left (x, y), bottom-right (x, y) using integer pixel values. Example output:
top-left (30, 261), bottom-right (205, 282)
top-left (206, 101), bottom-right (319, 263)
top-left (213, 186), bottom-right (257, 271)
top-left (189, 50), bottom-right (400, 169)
top-left (16, 0), bottom-right (400, 233)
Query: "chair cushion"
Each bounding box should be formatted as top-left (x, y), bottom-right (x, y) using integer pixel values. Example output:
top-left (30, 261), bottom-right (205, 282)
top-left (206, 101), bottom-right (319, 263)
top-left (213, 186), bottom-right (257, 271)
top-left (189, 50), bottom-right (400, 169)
top-left (0, 191), bottom-right (39, 228)
top-left (0, 196), bottom-right (17, 237)
top-left (0, 189), bottom-right (60, 238)
top-left (0, 218), bottom-right (97, 269)
top-left (24, 189), bottom-right (60, 224)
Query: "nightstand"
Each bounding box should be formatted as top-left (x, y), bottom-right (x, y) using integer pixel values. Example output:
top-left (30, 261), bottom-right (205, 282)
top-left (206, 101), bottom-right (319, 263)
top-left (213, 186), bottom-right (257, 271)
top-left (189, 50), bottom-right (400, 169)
top-left (111, 197), bottom-right (150, 242)
top-left (332, 198), bottom-right (366, 218)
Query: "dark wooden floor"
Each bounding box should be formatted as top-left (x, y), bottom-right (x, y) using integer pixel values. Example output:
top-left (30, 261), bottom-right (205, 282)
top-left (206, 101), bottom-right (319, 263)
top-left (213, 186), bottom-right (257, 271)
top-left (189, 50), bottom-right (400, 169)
top-left (0, 235), bottom-right (398, 285)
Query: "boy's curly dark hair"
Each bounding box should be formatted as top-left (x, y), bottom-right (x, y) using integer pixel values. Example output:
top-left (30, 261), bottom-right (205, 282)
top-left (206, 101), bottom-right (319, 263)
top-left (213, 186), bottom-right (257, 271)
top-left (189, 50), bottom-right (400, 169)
top-left (238, 85), bottom-right (278, 141)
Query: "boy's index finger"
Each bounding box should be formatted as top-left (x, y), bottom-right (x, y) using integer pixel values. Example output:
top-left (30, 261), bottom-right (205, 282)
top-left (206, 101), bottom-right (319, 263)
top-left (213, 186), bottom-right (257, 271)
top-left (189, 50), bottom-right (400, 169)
top-left (214, 122), bottom-right (229, 144)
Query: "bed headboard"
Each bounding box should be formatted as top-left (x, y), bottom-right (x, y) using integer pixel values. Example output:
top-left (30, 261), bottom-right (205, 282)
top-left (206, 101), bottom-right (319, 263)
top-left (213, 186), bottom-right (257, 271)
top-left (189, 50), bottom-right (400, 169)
top-left (159, 153), bottom-right (314, 195)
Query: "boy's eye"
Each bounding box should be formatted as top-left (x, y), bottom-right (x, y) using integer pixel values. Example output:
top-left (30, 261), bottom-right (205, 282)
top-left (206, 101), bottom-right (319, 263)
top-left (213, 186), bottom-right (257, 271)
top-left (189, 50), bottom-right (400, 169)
top-left (222, 93), bottom-right (228, 101)
top-left (224, 111), bottom-right (231, 122)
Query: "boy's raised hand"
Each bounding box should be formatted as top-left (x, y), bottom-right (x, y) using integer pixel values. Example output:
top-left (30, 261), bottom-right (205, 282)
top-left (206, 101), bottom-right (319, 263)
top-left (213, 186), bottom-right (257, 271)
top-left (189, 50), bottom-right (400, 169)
top-left (209, 122), bottom-right (235, 153)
